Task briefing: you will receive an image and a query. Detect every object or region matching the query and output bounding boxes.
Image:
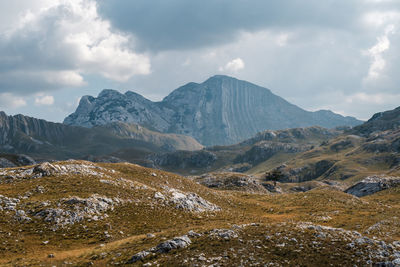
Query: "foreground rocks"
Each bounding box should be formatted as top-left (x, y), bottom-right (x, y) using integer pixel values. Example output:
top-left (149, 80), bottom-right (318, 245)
top-left (154, 187), bottom-right (221, 213)
top-left (126, 222), bottom-right (400, 266)
top-left (345, 175), bottom-right (400, 197)
top-left (127, 235), bottom-right (192, 263)
top-left (0, 161), bottom-right (113, 182)
top-left (193, 172), bottom-right (267, 193)
top-left (34, 194), bottom-right (127, 228)
top-left (0, 195), bottom-right (20, 211)
top-left (128, 228), bottom-right (239, 264)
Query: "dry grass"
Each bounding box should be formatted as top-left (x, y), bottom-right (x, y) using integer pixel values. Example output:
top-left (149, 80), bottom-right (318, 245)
top-left (0, 161), bottom-right (399, 266)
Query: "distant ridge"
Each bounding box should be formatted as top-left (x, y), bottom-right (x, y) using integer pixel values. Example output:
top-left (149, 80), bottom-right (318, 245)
top-left (352, 106), bottom-right (400, 136)
top-left (0, 111), bottom-right (202, 160)
top-left (64, 75), bottom-right (362, 146)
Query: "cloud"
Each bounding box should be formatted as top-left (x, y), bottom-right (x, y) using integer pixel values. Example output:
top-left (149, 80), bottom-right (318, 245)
top-left (0, 93), bottom-right (27, 108)
top-left (1, 0), bottom-right (400, 123)
top-left (0, 0), bottom-right (150, 94)
top-left (219, 58), bottom-right (245, 73)
top-left (35, 94), bottom-right (54, 106)
top-left (97, 0), bottom-right (399, 51)
top-left (363, 24), bottom-right (395, 81)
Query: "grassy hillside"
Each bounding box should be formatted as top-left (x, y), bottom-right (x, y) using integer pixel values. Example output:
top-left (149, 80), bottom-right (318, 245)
top-left (257, 130), bottom-right (400, 186)
top-left (148, 126), bottom-right (339, 175)
top-left (0, 161), bottom-right (399, 266)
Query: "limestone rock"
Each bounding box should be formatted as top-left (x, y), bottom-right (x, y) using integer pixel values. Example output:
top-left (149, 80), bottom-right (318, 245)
top-left (168, 188), bottom-right (220, 212)
top-left (345, 176), bottom-right (400, 197)
top-left (153, 235), bottom-right (192, 253)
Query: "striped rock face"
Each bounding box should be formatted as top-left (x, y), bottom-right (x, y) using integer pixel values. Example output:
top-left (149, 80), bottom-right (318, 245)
top-left (64, 75), bottom-right (361, 146)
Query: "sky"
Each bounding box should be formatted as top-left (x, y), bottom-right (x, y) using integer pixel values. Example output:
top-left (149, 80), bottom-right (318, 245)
top-left (0, 0), bottom-right (399, 122)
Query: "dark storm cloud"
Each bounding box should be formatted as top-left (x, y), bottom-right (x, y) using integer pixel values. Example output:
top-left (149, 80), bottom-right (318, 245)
top-left (97, 0), bottom-right (397, 51)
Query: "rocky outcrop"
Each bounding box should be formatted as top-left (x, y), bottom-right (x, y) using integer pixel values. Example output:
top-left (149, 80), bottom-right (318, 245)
top-left (234, 141), bottom-right (313, 165)
top-left (239, 126), bottom-right (340, 147)
top-left (296, 222), bottom-right (400, 266)
top-left (0, 161), bottom-right (113, 183)
top-left (352, 106), bottom-right (400, 136)
top-left (34, 194), bottom-right (126, 228)
top-left (154, 187), bottom-right (221, 213)
top-left (345, 176), bottom-right (400, 197)
top-left (0, 195), bottom-right (20, 211)
top-left (128, 235), bottom-right (192, 263)
top-left (361, 130), bottom-right (400, 153)
top-left (64, 75), bottom-right (361, 146)
top-left (193, 172), bottom-right (267, 193)
top-left (266, 160), bottom-right (336, 183)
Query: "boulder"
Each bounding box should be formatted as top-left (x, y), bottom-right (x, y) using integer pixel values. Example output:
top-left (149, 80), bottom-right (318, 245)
top-left (154, 235), bottom-right (192, 253)
top-left (345, 176), bottom-right (400, 197)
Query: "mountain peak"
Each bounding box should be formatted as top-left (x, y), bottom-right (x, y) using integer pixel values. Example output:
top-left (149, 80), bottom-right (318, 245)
top-left (206, 74), bottom-right (236, 81)
top-left (98, 89), bottom-right (123, 98)
top-left (64, 76), bottom-right (362, 146)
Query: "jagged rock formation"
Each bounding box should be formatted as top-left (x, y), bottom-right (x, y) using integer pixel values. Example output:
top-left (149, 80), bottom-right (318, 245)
top-left (0, 111), bottom-right (202, 161)
top-left (345, 176), bottom-right (400, 197)
top-left (64, 75), bottom-right (361, 146)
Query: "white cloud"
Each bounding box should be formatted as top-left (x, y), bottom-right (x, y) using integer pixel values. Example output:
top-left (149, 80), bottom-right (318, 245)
top-left (35, 95), bottom-right (54, 106)
top-left (275, 33), bottom-right (290, 47)
top-left (0, 0), bottom-right (151, 94)
top-left (0, 93), bottom-right (27, 108)
top-left (297, 90), bottom-right (400, 120)
top-left (363, 24), bottom-right (395, 82)
top-left (363, 11), bottom-right (400, 28)
top-left (219, 58), bottom-right (245, 73)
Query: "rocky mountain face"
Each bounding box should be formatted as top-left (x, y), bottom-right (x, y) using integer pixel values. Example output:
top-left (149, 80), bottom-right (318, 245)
top-left (0, 111), bottom-right (202, 161)
top-left (352, 106), bottom-right (400, 136)
top-left (64, 75), bottom-right (362, 146)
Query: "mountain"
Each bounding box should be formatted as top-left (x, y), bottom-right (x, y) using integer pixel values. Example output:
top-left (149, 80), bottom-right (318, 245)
top-left (0, 111), bottom-right (202, 161)
top-left (64, 75), bottom-right (362, 146)
top-left (352, 106), bottom-right (400, 136)
top-left (259, 106), bottom-right (400, 184)
top-left (146, 126), bottom-right (340, 175)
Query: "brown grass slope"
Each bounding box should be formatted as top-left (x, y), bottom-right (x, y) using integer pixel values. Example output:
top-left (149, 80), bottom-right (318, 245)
top-left (0, 161), bottom-right (399, 266)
